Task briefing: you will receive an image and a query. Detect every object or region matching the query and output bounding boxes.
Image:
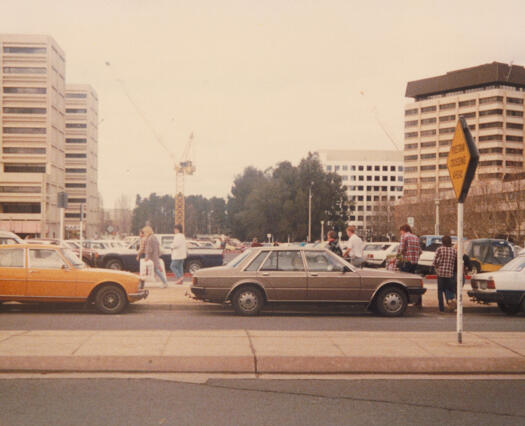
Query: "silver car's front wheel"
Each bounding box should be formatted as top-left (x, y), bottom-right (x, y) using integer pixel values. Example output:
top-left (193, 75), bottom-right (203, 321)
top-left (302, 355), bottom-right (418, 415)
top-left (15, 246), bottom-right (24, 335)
top-left (232, 286), bottom-right (264, 316)
top-left (376, 286), bottom-right (408, 317)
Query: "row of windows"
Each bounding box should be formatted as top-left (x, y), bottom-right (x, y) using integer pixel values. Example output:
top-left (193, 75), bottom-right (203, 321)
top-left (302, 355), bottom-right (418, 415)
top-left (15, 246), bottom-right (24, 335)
top-left (326, 165), bottom-right (403, 172)
top-left (405, 110), bottom-right (523, 127)
top-left (3, 107), bottom-right (46, 114)
top-left (65, 183), bottom-right (87, 188)
top-left (405, 95), bottom-right (523, 116)
top-left (3, 127), bottom-right (46, 134)
top-left (3, 87), bottom-right (47, 94)
top-left (68, 198), bottom-right (86, 203)
top-left (0, 202), bottom-right (40, 213)
top-left (347, 185), bottom-right (403, 192)
top-left (342, 175), bottom-right (403, 182)
top-left (65, 108), bottom-right (87, 114)
top-left (3, 46), bottom-right (46, 54)
top-left (66, 138), bottom-right (86, 144)
top-left (65, 153), bottom-right (87, 158)
top-left (65, 93), bottom-right (87, 99)
top-left (0, 186), bottom-right (41, 193)
top-left (3, 164), bottom-right (45, 173)
top-left (66, 168), bottom-right (87, 173)
top-left (65, 123), bottom-right (87, 128)
top-left (350, 195), bottom-right (399, 202)
top-left (405, 122), bottom-right (523, 138)
top-left (2, 67), bottom-right (46, 74)
top-left (416, 84), bottom-right (525, 102)
top-left (3, 147), bottom-right (46, 154)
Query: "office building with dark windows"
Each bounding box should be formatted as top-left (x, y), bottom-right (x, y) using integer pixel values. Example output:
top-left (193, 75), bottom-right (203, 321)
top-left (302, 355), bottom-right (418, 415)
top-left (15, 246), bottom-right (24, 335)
top-left (0, 34), bottom-right (66, 237)
top-left (64, 84), bottom-right (100, 237)
top-left (404, 62), bottom-right (525, 200)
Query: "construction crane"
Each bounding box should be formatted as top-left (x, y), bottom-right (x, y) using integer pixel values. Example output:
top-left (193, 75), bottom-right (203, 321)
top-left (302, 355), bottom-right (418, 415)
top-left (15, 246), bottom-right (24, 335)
top-left (174, 133), bottom-right (196, 230)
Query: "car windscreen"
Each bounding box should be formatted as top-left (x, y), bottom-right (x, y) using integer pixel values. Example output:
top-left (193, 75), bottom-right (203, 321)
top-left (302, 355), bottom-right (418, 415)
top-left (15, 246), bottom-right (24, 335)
top-left (61, 248), bottom-right (85, 268)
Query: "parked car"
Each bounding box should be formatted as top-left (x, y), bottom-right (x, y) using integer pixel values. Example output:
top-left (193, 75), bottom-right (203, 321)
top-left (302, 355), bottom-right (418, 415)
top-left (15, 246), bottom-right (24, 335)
top-left (465, 239), bottom-right (514, 274)
top-left (363, 242), bottom-right (399, 268)
top-left (0, 230), bottom-right (23, 245)
top-left (468, 254), bottom-right (525, 315)
top-left (96, 238), bottom-right (223, 274)
top-left (191, 247), bottom-right (426, 316)
top-left (0, 244), bottom-right (148, 314)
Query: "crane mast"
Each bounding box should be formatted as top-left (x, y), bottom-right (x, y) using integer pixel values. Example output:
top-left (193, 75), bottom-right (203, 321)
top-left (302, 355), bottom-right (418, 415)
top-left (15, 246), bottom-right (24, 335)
top-left (174, 133), bottom-right (195, 231)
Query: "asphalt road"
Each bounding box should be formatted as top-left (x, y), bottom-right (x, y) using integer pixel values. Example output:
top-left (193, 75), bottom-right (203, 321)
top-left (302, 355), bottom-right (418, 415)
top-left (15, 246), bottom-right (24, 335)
top-left (1, 377), bottom-right (524, 425)
top-left (1, 302), bottom-right (524, 331)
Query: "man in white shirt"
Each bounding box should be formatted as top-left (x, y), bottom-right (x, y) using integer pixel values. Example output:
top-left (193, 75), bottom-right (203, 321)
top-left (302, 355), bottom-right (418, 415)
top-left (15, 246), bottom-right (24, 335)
top-left (342, 225), bottom-right (365, 267)
top-left (170, 224), bottom-right (187, 285)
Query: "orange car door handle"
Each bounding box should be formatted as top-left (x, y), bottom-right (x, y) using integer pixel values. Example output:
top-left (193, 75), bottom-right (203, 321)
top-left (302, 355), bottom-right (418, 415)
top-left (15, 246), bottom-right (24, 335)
top-left (29, 270), bottom-right (39, 274)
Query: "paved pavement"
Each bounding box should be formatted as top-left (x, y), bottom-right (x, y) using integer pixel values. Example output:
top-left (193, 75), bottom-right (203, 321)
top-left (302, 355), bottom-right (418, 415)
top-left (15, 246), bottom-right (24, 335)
top-left (1, 277), bottom-right (524, 374)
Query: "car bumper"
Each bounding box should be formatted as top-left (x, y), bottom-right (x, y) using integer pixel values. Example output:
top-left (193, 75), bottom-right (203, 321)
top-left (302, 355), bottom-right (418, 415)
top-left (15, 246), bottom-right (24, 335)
top-left (408, 287), bottom-right (426, 305)
top-left (128, 289), bottom-right (149, 302)
top-left (468, 290), bottom-right (523, 305)
top-left (190, 286), bottom-right (227, 303)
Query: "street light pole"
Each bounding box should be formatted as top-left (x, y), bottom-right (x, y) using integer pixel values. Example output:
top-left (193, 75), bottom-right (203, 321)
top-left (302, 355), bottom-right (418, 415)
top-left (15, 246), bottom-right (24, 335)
top-left (320, 220), bottom-right (324, 242)
top-left (435, 199), bottom-right (440, 235)
top-left (308, 182), bottom-right (313, 243)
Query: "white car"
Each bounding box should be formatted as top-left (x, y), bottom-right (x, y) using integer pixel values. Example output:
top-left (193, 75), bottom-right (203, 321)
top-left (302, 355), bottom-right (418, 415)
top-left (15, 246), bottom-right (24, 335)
top-left (468, 254), bottom-right (525, 315)
top-left (362, 242), bottom-right (399, 268)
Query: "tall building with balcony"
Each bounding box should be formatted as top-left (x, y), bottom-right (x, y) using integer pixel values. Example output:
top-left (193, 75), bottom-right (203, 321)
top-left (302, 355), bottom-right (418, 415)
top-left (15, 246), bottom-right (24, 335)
top-left (0, 34), bottom-right (65, 237)
top-left (64, 84), bottom-right (100, 238)
top-left (404, 62), bottom-right (525, 200)
top-left (316, 149), bottom-right (404, 236)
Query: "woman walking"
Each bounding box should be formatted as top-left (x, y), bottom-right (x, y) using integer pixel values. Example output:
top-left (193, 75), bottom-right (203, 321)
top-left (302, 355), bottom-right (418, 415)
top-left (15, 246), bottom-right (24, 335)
top-left (143, 226), bottom-right (168, 288)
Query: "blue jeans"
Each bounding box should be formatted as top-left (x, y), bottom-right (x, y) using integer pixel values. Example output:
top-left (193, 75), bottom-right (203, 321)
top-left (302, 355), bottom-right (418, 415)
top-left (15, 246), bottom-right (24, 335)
top-left (170, 259), bottom-right (184, 279)
top-left (154, 266), bottom-right (167, 285)
top-left (437, 276), bottom-right (455, 312)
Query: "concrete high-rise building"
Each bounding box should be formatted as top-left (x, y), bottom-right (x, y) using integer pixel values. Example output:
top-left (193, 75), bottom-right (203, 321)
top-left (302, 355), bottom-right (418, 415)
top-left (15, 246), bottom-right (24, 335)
top-left (64, 84), bottom-right (100, 238)
top-left (404, 62), bottom-right (525, 200)
top-left (316, 149), bottom-right (404, 235)
top-left (0, 34), bottom-right (66, 237)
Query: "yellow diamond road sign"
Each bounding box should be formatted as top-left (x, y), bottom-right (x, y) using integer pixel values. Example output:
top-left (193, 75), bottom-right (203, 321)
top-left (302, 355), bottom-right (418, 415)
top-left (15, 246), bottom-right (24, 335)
top-left (447, 117), bottom-right (479, 203)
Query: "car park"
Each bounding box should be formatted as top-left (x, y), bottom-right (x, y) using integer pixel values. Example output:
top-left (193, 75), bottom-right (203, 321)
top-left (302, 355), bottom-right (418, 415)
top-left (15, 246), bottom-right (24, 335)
top-left (363, 242), bottom-right (399, 268)
top-left (468, 254), bottom-right (525, 315)
top-left (0, 243), bottom-right (148, 314)
top-left (191, 246), bottom-right (426, 316)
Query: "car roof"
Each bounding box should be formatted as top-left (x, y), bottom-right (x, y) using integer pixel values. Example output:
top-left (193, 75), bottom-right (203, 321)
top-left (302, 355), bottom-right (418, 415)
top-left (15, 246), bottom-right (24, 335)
top-left (0, 243), bottom-right (62, 249)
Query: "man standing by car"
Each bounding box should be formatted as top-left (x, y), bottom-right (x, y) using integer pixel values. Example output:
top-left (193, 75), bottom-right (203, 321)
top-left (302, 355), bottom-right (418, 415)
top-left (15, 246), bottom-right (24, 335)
top-left (144, 226), bottom-right (168, 288)
top-left (397, 224), bottom-right (421, 273)
top-left (170, 224), bottom-right (187, 285)
top-left (433, 235), bottom-right (457, 313)
top-left (342, 226), bottom-right (364, 267)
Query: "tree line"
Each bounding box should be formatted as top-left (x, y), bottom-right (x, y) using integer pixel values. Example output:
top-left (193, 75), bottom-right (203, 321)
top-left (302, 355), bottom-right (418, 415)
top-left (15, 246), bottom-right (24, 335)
top-left (131, 153), bottom-right (350, 241)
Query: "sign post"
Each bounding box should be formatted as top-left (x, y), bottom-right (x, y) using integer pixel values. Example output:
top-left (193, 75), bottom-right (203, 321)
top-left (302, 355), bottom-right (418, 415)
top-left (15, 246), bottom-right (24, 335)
top-left (447, 117), bottom-right (479, 344)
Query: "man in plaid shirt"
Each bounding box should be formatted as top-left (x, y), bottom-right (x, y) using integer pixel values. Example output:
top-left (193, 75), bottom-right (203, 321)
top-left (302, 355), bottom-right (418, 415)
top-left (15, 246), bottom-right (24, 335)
top-left (432, 235), bottom-right (457, 312)
top-left (397, 224), bottom-right (421, 273)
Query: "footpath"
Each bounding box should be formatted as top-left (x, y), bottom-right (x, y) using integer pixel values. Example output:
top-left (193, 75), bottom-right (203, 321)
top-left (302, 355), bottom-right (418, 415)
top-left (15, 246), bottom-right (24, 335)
top-left (1, 280), bottom-right (524, 375)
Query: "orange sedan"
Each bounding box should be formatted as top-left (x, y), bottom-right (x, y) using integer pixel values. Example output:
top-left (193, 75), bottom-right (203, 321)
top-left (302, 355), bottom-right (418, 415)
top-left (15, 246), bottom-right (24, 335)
top-left (0, 244), bottom-right (148, 314)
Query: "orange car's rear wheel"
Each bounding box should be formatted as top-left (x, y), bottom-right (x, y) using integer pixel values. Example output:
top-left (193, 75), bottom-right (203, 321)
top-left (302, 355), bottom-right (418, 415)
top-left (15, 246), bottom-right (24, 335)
top-left (94, 284), bottom-right (128, 314)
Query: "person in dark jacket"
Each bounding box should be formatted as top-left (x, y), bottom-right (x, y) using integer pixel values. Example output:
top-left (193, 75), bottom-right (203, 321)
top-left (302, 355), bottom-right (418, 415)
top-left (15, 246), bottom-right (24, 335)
top-left (327, 231), bottom-right (342, 257)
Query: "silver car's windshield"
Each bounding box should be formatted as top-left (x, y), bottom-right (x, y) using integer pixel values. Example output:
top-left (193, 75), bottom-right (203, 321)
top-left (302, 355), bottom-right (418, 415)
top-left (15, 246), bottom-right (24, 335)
top-left (226, 249), bottom-right (252, 267)
top-left (499, 256), bottom-right (525, 272)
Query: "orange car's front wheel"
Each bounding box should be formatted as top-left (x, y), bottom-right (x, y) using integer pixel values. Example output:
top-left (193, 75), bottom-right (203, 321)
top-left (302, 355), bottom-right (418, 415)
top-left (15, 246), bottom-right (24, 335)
top-left (95, 284), bottom-right (128, 314)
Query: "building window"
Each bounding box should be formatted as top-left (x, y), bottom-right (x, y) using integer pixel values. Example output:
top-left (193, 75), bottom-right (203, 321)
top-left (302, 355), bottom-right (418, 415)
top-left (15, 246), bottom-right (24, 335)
top-left (421, 117), bottom-right (436, 125)
top-left (65, 168), bottom-right (87, 173)
top-left (421, 141), bottom-right (436, 148)
top-left (506, 135), bottom-right (523, 142)
top-left (459, 99), bottom-right (476, 107)
top-left (3, 127), bottom-right (45, 134)
top-left (366, 166), bottom-right (372, 171)
top-left (65, 183), bottom-right (86, 188)
top-left (66, 108), bottom-right (87, 114)
top-left (342, 176), bottom-right (348, 181)
top-left (3, 107), bottom-right (46, 114)
top-left (3, 147), bottom-right (45, 154)
top-left (405, 120), bottom-right (418, 127)
top-left (358, 166), bottom-right (364, 171)
top-left (68, 198), bottom-right (87, 203)
top-left (357, 186), bottom-right (363, 191)
top-left (479, 160), bottom-right (503, 166)
top-left (479, 134), bottom-right (503, 142)
top-left (0, 186), bottom-right (40, 193)
top-left (421, 153), bottom-right (436, 159)
top-left (326, 165), bottom-right (332, 171)
top-left (506, 161), bottom-right (523, 167)
top-left (439, 140), bottom-right (451, 146)
top-left (438, 152), bottom-right (448, 158)
top-left (375, 176), bottom-right (380, 181)
top-left (366, 176), bottom-right (372, 181)
top-left (3, 87), bottom-right (46, 94)
top-left (382, 176), bottom-right (387, 181)
top-left (421, 106), bottom-right (437, 113)
top-left (507, 97), bottom-right (524, 105)
top-left (4, 163), bottom-right (45, 173)
top-left (334, 165), bottom-right (340, 171)
top-left (440, 127), bottom-right (455, 134)
top-left (507, 122), bottom-right (523, 130)
top-left (438, 164), bottom-right (447, 169)
top-left (479, 96), bottom-right (503, 105)
top-left (405, 166), bottom-right (417, 172)
top-left (66, 138), bottom-right (87, 144)
top-left (404, 155), bottom-right (418, 161)
top-left (66, 123), bottom-right (87, 129)
top-left (479, 122), bottom-right (503, 129)
top-left (65, 153), bottom-right (87, 158)
top-left (404, 178), bottom-right (417, 184)
top-left (479, 109), bottom-right (503, 117)
top-left (65, 93), bottom-right (88, 99)
top-left (420, 165), bottom-right (435, 171)
top-left (478, 147), bottom-right (503, 154)
top-left (0, 202), bottom-right (40, 213)
top-left (342, 165), bottom-right (348, 171)
top-left (65, 213), bottom-right (81, 218)
top-left (439, 115), bottom-right (456, 122)
top-left (382, 166), bottom-right (388, 171)
top-left (461, 112), bottom-right (476, 119)
top-left (3, 46), bottom-right (46, 54)
top-left (405, 108), bottom-right (418, 116)
top-left (405, 132), bottom-right (418, 138)
top-left (439, 102), bottom-right (456, 110)
top-left (2, 67), bottom-right (46, 74)
top-left (405, 143), bottom-right (418, 150)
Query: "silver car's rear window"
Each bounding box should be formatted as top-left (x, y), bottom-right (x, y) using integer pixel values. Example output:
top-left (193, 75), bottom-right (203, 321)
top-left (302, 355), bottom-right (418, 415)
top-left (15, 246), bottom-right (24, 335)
top-left (244, 251), bottom-right (269, 271)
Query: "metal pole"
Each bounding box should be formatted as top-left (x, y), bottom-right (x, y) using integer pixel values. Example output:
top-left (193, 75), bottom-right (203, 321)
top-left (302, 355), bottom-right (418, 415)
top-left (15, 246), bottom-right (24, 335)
top-left (308, 184), bottom-right (312, 243)
top-left (457, 202), bottom-right (464, 344)
top-left (435, 199), bottom-right (440, 235)
top-left (59, 207), bottom-right (64, 243)
top-left (321, 220), bottom-right (324, 242)
top-left (79, 219), bottom-right (83, 262)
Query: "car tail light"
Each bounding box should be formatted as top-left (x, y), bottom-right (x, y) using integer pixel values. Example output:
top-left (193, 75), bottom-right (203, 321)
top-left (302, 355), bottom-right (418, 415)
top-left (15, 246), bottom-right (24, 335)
top-left (367, 254), bottom-right (374, 259)
top-left (420, 279), bottom-right (424, 288)
top-left (487, 279), bottom-right (495, 289)
top-left (192, 277), bottom-right (198, 286)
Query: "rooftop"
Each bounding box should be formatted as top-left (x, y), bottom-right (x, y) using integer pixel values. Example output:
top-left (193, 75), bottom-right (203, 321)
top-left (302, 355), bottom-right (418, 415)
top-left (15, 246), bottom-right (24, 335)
top-left (405, 62), bottom-right (525, 99)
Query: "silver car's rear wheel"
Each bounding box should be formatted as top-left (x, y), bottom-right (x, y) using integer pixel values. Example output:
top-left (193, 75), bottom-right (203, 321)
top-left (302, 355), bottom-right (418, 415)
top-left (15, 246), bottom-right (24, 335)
top-left (376, 286), bottom-right (408, 317)
top-left (232, 286), bottom-right (264, 316)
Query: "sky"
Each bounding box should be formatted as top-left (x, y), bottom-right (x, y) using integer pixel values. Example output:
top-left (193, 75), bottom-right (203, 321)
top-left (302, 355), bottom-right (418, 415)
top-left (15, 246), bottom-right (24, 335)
top-left (2, 0), bottom-right (525, 208)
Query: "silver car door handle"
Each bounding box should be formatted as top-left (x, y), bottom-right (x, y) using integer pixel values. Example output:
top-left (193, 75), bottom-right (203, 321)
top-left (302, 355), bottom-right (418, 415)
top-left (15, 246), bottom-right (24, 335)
top-left (310, 273), bottom-right (318, 277)
top-left (262, 272), bottom-right (270, 276)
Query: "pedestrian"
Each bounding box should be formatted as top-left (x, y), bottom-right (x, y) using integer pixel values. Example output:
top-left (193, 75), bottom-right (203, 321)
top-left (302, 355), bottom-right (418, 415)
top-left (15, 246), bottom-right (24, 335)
top-left (136, 229), bottom-right (146, 261)
top-left (396, 224), bottom-right (422, 273)
top-left (251, 237), bottom-right (262, 247)
top-left (143, 226), bottom-right (168, 288)
top-left (327, 231), bottom-right (343, 256)
top-left (432, 235), bottom-right (457, 313)
top-left (170, 224), bottom-right (187, 285)
top-left (342, 225), bottom-right (365, 267)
